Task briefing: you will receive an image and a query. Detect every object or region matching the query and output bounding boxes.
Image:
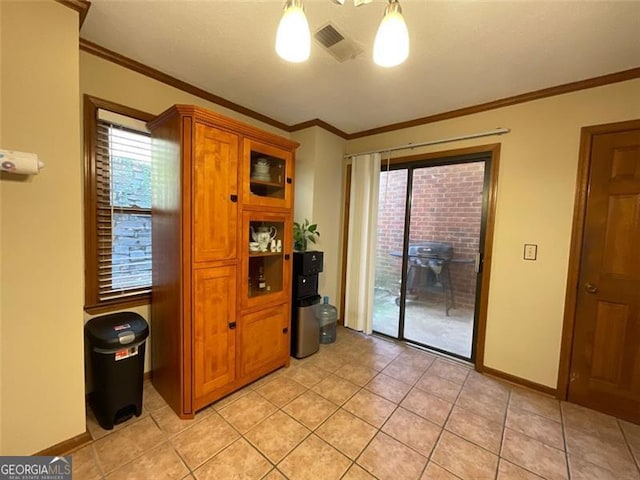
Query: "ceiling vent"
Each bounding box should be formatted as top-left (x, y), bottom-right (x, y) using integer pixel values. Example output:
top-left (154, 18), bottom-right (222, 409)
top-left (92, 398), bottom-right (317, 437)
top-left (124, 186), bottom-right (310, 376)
top-left (314, 23), bottom-right (363, 63)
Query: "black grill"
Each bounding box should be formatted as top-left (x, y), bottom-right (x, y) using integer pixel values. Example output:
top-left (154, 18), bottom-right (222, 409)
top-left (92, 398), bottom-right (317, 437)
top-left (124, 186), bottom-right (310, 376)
top-left (407, 242), bottom-right (453, 262)
top-left (392, 241), bottom-right (455, 315)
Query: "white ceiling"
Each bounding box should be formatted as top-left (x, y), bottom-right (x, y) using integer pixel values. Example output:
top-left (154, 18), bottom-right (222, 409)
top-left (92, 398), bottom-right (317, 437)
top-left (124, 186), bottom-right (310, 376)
top-left (80, 0), bottom-right (640, 135)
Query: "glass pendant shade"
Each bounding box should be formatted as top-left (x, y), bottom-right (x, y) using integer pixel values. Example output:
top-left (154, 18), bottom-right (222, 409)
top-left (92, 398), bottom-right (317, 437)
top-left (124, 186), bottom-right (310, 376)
top-left (275, 0), bottom-right (311, 63)
top-left (373, 1), bottom-right (409, 67)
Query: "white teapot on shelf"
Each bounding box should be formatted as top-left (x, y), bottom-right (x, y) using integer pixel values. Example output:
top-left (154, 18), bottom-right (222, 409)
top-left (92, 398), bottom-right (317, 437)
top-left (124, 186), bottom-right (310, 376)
top-left (250, 225), bottom-right (277, 251)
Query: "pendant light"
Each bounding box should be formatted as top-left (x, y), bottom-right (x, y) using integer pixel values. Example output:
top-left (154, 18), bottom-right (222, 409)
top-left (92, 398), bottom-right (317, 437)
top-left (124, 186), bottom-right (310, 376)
top-left (275, 0), bottom-right (311, 63)
top-left (373, 0), bottom-right (409, 67)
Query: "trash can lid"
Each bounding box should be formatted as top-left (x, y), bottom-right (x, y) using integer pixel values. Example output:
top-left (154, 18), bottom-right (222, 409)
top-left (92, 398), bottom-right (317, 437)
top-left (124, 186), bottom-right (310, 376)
top-left (85, 311), bottom-right (149, 350)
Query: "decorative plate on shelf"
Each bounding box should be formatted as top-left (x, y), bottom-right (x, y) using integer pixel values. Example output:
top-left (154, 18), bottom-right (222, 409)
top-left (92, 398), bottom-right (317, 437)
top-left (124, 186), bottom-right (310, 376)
top-left (251, 174), bottom-right (272, 182)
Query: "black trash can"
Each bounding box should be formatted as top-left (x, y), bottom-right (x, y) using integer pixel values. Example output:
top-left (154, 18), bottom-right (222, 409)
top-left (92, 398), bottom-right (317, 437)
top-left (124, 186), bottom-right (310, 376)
top-left (85, 312), bottom-right (149, 430)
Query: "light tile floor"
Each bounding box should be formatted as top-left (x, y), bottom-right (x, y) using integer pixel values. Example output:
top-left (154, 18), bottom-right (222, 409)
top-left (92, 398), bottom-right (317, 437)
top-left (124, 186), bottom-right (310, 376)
top-left (69, 326), bottom-right (640, 479)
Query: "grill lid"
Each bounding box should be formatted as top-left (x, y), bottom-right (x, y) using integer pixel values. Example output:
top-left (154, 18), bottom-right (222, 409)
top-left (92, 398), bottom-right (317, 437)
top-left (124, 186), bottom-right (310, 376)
top-left (407, 242), bottom-right (453, 260)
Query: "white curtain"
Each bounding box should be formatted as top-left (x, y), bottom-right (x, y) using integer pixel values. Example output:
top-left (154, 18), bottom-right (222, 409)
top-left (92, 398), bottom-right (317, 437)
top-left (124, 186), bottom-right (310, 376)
top-left (344, 153), bottom-right (381, 334)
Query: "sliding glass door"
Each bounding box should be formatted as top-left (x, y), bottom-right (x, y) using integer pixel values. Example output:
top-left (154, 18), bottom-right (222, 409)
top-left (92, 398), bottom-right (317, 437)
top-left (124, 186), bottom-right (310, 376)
top-left (372, 169), bottom-right (407, 337)
top-left (373, 154), bottom-right (490, 361)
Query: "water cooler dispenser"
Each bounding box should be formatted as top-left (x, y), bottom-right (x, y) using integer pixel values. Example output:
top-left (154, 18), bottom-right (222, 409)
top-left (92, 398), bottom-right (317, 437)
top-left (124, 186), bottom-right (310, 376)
top-left (291, 251), bottom-right (323, 358)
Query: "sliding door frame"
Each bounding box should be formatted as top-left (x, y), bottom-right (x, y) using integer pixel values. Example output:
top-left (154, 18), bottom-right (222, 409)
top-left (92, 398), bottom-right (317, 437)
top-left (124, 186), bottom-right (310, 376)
top-left (340, 143), bottom-right (501, 370)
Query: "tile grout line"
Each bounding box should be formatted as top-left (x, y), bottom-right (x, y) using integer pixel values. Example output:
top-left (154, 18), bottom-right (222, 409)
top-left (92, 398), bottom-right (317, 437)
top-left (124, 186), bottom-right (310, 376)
top-left (260, 369), bottom-right (354, 478)
top-left (501, 395), bottom-right (568, 479)
top-left (617, 418), bottom-right (640, 475)
top-left (288, 344), bottom-right (363, 476)
top-left (559, 401), bottom-right (572, 479)
top-left (494, 387), bottom-right (512, 480)
top-left (346, 381), bottom-right (402, 479)
top-left (81, 330), bottom-right (638, 480)
top-left (413, 358), bottom-right (467, 479)
top-left (339, 350), bottom-right (409, 479)
top-left (336, 352), bottom-right (435, 479)
top-left (438, 369), bottom-right (507, 479)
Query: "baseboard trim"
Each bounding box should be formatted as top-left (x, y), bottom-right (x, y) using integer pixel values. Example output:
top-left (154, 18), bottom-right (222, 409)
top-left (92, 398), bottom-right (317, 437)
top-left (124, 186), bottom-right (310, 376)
top-left (35, 430), bottom-right (92, 456)
top-left (479, 365), bottom-right (557, 397)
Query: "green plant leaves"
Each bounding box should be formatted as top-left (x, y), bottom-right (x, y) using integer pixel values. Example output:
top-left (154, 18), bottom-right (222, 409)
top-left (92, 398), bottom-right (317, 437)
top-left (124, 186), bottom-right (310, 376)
top-left (293, 218), bottom-right (320, 251)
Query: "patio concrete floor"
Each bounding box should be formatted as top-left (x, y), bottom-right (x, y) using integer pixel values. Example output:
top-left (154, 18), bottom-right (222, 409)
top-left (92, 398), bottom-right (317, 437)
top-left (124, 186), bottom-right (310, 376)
top-left (372, 289), bottom-right (474, 358)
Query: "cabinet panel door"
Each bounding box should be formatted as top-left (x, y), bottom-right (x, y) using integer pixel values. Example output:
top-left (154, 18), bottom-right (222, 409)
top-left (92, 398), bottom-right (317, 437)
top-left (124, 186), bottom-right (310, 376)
top-left (193, 123), bottom-right (239, 262)
top-left (242, 139), bottom-right (293, 210)
top-left (193, 266), bottom-right (236, 400)
top-left (239, 304), bottom-right (290, 379)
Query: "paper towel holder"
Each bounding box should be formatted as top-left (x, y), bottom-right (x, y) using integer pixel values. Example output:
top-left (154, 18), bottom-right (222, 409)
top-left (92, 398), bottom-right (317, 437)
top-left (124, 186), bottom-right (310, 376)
top-left (0, 149), bottom-right (45, 175)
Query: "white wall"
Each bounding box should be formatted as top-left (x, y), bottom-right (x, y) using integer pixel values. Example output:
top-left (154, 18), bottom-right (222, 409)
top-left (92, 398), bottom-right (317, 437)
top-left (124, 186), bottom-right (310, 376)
top-left (346, 79), bottom-right (640, 388)
top-left (1, 1), bottom-right (85, 455)
top-left (291, 127), bottom-right (346, 308)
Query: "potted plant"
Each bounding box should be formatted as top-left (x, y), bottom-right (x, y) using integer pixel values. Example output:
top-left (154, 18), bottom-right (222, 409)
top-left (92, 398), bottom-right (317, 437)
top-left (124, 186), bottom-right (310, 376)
top-left (293, 218), bottom-right (320, 251)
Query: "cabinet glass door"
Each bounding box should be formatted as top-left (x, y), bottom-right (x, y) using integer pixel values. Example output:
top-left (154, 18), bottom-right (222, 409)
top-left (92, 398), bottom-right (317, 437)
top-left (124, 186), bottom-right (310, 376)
top-left (242, 212), bottom-right (291, 309)
top-left (243, 139), bottom-right (292, 209)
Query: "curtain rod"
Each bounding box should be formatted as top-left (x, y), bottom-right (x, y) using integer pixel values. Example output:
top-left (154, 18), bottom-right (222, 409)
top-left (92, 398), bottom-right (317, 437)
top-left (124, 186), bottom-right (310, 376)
top-left (344, 127), bottom-right (510, 159)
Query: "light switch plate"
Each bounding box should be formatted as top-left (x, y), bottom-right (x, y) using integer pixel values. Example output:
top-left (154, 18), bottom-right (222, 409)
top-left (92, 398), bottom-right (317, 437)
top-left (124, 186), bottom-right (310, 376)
top-left (524, 244), bottom-right (537, 260)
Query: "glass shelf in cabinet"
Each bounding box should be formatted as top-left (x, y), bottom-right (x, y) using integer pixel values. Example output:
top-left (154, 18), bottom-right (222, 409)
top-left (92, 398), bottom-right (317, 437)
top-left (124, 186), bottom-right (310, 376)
top-left (248, 251), bottom-right (282, 258)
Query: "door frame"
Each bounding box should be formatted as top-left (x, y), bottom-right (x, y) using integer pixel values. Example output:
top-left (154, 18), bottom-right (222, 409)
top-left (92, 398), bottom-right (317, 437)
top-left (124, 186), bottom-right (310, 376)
top-left (339, 143), bottom-right (501, 370)
top-left (557, 118), bottom-right (640, 399)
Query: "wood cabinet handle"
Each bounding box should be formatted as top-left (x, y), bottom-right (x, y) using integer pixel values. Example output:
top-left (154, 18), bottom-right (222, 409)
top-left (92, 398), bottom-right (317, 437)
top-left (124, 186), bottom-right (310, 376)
top-left (286, 178), bottom-right (292, 184)
top-left (228, 321), bottom-right (237, 329)
top-left (230, 194), bottom-right (238, 202)
top-left (584, 283), bottom-right (598, 294)
top-left (284, 254), bottom-right (290, 260)
top-left (282, 327), bottom-right (288, 334)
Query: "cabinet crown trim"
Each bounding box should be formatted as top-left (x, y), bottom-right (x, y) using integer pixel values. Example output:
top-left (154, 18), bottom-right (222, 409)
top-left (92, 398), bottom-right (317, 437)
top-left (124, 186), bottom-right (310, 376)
top-left (148, 105), bottom-right (300, 151)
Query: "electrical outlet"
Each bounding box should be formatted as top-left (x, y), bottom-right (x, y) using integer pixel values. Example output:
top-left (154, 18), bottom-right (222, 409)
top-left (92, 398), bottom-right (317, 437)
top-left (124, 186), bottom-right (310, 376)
top-left (524, 244), bottom-right (537, 261)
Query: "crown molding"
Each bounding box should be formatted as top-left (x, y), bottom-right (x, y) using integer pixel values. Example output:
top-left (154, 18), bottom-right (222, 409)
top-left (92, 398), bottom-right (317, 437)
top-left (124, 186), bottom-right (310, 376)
top-left (79, 38), bottom-right (640, 141)
top-left (289, 119), bottom-right (349, 139)
top-left (79, 38), bottom-right (291, 133)
top-left (347, 67), bottom-right (640, 139)
top-left (55, 0), bottom-right (91, 29)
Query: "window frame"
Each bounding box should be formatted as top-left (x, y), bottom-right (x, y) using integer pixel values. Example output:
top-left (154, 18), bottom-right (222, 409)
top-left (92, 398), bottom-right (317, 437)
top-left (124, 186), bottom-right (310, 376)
top-left (84, 95), bottom-right (155, 313)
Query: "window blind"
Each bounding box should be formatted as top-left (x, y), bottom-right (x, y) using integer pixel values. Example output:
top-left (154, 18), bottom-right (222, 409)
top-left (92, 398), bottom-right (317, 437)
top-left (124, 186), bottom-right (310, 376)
top-left (95, 119), bottom-right (152, 301)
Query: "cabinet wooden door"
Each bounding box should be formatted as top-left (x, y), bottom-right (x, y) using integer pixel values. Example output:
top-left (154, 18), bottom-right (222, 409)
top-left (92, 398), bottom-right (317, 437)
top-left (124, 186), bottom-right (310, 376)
top-left (193, 266), bottom-right (236, 400)
top-left (193, 122), bottom-right (239, 263)
top-left (242, 138), bottom-right (293, 210)
top-left (568, 126), bottom-right (640, 423)
top-left (238, 303), bottom-right (290, 379)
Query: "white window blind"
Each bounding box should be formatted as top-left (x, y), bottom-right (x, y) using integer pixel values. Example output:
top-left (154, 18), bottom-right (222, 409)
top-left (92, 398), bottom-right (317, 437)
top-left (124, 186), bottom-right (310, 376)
top-left (95, 115), bottom-right (152, 301)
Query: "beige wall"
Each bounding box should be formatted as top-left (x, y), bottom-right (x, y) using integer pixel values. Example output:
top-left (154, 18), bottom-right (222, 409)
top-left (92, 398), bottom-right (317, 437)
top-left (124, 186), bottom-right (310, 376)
top-left (80, 51), bottom-right (294, 378)
top-left (1, 1), bottom-right (85, 455)
top-left (0, 0), bottom-right (4, 455)
top-left (291, 127), bottom-right (346, 308)
top-left (2, 5), bottom-right (634, 459)
top-left (292, 128), bottom-right (317, 224)
top-left (346, 79), bottom-right (640, 388)
top-left (80, 52), bottom-right (288, 137)
top-left (311, 128), bottom-right (347, 306)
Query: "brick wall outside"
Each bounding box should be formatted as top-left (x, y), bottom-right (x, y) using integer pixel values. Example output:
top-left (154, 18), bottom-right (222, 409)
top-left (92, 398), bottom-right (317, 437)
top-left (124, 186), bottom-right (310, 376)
top-left (375, 162), bottom-right (485, 309)
top-left (111, 155), bottom-right (152, 289)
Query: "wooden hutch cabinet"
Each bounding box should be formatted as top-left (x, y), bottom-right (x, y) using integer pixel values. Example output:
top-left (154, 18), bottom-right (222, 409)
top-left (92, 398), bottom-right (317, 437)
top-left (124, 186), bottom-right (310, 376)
top-left (148, 105), bottom-right (298, 417)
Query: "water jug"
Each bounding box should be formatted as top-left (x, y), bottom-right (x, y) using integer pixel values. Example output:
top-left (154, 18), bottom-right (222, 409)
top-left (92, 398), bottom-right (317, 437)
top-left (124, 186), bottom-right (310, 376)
top-left (316, 296), bottom-right (337, 344)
